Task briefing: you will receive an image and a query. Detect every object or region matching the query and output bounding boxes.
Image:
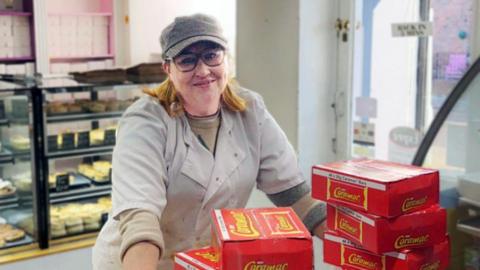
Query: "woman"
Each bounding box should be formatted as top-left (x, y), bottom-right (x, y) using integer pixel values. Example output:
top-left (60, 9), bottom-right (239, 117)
top-left (92, 13), bottom-right (326, 270)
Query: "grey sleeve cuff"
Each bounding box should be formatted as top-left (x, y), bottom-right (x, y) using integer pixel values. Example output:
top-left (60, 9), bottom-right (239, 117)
top-left (266, 181), bottom-right (310, 206)
top-left (302, 202), bottom-right (326, 233)
top-left (266, 182), bottom-right (326, 234)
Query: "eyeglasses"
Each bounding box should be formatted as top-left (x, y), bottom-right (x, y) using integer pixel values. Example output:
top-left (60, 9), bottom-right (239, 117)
top-left (169, 48), bottom-right (225, 72)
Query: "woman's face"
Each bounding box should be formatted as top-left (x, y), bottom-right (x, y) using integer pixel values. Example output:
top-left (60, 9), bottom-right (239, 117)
top-left (164, 41), bottom-right (228, 116)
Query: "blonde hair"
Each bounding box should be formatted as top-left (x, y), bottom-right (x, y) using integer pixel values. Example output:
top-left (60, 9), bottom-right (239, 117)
top-left (143, 77), bottom-right (247, 117)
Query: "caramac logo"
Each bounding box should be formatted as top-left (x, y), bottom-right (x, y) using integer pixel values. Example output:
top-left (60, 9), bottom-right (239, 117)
top-left (334, 187), bottom-right (361, 203)
top-left (229, 212), bottom-right (260, 237)
top-left (275, 215), bottom-right (294, 231)
top-left (394, 234), bottom-right (429, 249)
top-left (339, 218), bottom-right (358, 235)
top-left (420, 261), bottom-right (440, 270)
top-left (347, 254), bottom-right (377, 270)
top-left (194, 251), bottom-right (218, 262)
top-left (243, 261), bottom-right (288, 270)
top-left (402, 196), bottom-right (427, 212)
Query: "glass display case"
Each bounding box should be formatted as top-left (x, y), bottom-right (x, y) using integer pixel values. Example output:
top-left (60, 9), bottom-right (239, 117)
top-left (36, 77), bottom-right (148, 244)
top-left (0, 79), bottom-right (37, 252)
top-left (413, 57), bottom-right (480, 269)
top-left (0, 76), bottom-right (160, 258)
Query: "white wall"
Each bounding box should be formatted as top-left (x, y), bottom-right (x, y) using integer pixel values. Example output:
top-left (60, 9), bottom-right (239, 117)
top-left (365, 0), bottom-right (419, 160)
top-left (236, 0), bottom-right (299, 146)
top-left (127, 0), bottom-right (236, 65)
top-left (237, 1), bottom-right (338, 268)
top-left (299, 0), bottom-right (337, 174)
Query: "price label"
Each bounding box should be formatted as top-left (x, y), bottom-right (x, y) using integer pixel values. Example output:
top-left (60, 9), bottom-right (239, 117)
top-left (76, 131), bottom-right (90, 149)
top-left (55, 173), bottom-right (70, 192)
top-left (61, 133), bottom-right (75, 150)
top-left (101, 212), bottom-right (109, 227)
top-left (104, 129), bottom-right (116, 145)
top-left (0, 100), bottom-right (5, 119)
top-left (48, 135), bottom-right (59, 152)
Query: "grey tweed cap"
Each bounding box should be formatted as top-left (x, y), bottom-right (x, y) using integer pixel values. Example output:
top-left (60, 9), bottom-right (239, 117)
top-left (160, 14), bottom-right (228, 59)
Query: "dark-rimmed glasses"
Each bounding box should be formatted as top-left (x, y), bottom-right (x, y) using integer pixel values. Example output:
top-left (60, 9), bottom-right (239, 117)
top-left (168, 48), bottom-right (225, 72)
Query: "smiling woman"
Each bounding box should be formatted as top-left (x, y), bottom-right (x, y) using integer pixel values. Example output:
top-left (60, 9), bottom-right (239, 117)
top-left (92, 13), bottom-right (326, 270)
top-left (162, 40), bottom-right (229, 117)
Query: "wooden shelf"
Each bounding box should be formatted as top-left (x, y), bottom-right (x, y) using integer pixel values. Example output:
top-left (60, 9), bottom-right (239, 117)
top-left (48, 12), bottom-right (112, 16)
top-left (46, 111), bottom-right (122, 123)
top-left (0, 57), bottom-right (35, 62)
top-left (50, 55), bottom-right (114, 62)
top-left (0, 11), bottom-right (32, 16)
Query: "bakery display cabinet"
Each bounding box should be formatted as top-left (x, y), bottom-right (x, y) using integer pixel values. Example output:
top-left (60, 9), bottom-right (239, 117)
top-left (0, 79), bottom-right (38, 253)
top-left (37, 77), bottom-right (146, 244)
top-left (0, 75), bottom-right (163, 263)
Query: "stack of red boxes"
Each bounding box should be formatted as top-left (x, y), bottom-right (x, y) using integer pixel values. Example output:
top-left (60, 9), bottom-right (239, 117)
top-left (312, 158), bottom-right (450, 270)
top-left (174, 207), bottom-right (313, 269)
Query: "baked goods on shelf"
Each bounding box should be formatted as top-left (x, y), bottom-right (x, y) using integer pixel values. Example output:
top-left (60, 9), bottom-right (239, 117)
top-left (0, 224), bottom-right (26, 244)
top-left (118, 99), bottom-right (134, 110)
top-left (48, 199), bottom-right (112, 237)
top-left (50, 217), bottom-right (67, 238)
top-left (105, 100), bottom-right (121, 111)
top-left (0, 179), bottom-right (16, 197)
top-left (97, 197), bottom-right (111, 209)
top-left (78, 161), bottom-right (111, 182)
top-left (82, 101), bottom-right (107, 113)
top-left (9, 135), bottom-right (30, 150)
top-left (12, 173), bottom-right (32, 193)
top-left (89, 129), bottom-right (105, 145)
top-left (67, 103), bottom-right (83, 113)
top-left (47, 102), bottom-right (68, 115)
top-left (93, 161), bottom-right (111, 176)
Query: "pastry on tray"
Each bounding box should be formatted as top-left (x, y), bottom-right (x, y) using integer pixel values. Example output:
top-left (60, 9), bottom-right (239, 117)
top-left (10, 135), bottom-right (30, 150)
top-left (0, 224), bottom-right (26, 243)
top-left (12, 173), bottom-right (32, 193)
top-left (83, 101), bottom-right (107, 113)
top-left (0, 179), bottom-right (16, 197)
top-left (89, 129), bottom-right (105, 145)
top-left (67, 103), bottom-right (83, 113)
top-left (79, 162), bottom-right (110, 182)
top-left (47, 102), bottom-right (68, 115)
top-left (105, 100), bottom-right (121, 111)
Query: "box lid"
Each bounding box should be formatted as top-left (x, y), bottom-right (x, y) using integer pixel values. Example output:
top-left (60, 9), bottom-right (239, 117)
top-left (313, 158), bottom-right (437, 184)
top-left (212, 207), bottom-right (311, 242)
top-left (175, 247), bottom-right (219, 270)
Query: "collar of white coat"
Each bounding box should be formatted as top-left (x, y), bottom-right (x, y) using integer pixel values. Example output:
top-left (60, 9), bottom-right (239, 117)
top-left (180, 105), bottom-right (248, 206)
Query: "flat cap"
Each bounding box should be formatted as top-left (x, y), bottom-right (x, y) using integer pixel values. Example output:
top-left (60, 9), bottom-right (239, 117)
top-left (160, 13), bottom-right (228, 59)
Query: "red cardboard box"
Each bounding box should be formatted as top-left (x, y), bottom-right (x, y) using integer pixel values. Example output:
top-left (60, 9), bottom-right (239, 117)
top-left (211, 207), bottom-right (313, 270)
top-left (324, 231), bottom-right (450, 270)
top-left (327, 203), bottom-right (447, 253)
top-left (174, 247), bottom-right (219, 270)
top-left (312, 158), bottom-right (439, 217)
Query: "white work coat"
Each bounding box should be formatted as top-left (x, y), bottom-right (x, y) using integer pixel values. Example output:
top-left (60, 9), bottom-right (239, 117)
top-left (92, 88), bottom-right (304, 269)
